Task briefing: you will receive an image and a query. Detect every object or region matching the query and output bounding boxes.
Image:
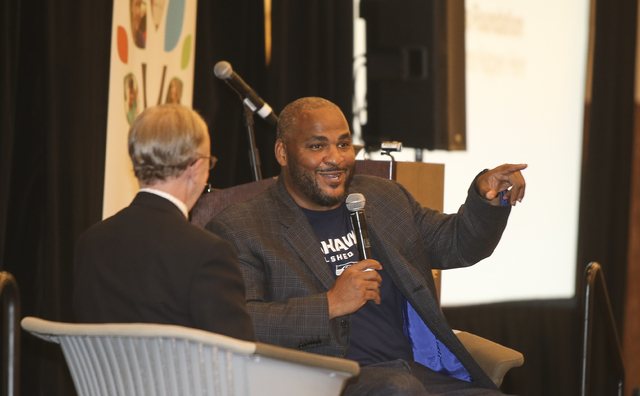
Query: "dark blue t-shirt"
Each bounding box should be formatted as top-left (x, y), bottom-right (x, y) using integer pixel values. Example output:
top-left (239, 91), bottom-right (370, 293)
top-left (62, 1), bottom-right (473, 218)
top-left (301, 204), bottom-right (413, 366)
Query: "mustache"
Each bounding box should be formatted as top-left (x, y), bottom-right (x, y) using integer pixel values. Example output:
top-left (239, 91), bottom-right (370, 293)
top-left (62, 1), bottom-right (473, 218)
top-left (315, 166), bottom-right (348, 173)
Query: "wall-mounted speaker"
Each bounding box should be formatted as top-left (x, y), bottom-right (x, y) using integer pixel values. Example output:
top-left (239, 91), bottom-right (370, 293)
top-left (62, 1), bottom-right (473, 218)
top-left (360, 0), bottom-right (466, 150)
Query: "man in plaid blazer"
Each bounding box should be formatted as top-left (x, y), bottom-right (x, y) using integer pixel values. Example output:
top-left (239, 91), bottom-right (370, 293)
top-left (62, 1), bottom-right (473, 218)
top-left (207, 97), bottom-right (526, 395)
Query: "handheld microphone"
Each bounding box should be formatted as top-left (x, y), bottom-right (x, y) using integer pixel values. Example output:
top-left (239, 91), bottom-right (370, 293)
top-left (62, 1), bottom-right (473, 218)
top-left (213, 61), bottom-right (278, 125)
top-left (346, 193), bottom-right (372, 260)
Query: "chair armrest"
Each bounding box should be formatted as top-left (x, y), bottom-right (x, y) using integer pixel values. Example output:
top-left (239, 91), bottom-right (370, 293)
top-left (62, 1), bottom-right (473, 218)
top-left (254, 342), bottom-right (360, 377)
top-left (455, 331), bottom-right (524, 387)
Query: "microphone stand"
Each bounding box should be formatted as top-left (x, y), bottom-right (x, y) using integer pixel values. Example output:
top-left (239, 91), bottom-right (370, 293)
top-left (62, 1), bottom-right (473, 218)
top-left (380, 141), bottom-right (402, 180)
top-left (243, 104), bottom-right (263, 181)
top-left (380, 151), bottom-right (396, 180)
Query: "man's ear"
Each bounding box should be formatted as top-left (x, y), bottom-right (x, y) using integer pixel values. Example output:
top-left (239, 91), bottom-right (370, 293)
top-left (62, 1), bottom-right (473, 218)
top-left (183, 160), bottom-right (196, 180)
top-left (275, 139), bottom-right (287, 167)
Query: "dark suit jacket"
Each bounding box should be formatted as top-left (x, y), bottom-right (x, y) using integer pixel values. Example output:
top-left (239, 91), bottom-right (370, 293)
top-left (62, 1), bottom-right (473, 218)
top-left (73, 192), bottom-right (254, 341)
top-left (207, 175), bottom-right (511, 388)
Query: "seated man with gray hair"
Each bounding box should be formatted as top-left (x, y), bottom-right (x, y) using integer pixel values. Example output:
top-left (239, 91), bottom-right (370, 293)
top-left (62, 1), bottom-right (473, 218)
top-left (73, 104), bottom-right (254, 341)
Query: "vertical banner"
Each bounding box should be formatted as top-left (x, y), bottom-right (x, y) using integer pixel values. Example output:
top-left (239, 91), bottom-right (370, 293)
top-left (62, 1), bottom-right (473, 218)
top-left (103, 0), bottom-right (198, 218)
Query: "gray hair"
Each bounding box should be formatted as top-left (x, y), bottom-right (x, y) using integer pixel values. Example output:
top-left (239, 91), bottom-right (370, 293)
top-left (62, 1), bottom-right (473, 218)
top-left (128, 104), bottom-right (209, 184)
top-left (276, 97), bottom-right (343, 141)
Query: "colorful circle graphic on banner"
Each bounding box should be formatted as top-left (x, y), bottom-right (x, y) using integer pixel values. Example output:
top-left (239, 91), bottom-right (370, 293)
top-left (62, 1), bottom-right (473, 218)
top-left (130, 0), bottom-right (147, 49)
top-left (164, 0), bottom-right (185, 52)
top-left (117, 0), bottom-right (191, 122)
top-left (117, 26), bottom-right (128, 63)
top-left (123, 73), bottom-right (140, 125)
top-left (165, 78), bottom-right (183, 104)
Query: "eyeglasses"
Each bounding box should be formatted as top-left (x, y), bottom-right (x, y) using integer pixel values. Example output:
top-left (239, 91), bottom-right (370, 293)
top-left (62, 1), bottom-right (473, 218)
top-left (191, 155), bottom-right (218, 170)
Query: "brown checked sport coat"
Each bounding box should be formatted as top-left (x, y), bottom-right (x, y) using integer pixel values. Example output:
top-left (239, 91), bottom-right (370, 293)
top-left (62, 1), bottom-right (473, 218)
top-left (207, 174), bottom-right (511, 389)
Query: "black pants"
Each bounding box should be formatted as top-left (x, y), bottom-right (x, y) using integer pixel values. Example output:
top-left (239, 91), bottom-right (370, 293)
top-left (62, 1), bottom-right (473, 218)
top-left (342, 359), bottom-right (508, 396)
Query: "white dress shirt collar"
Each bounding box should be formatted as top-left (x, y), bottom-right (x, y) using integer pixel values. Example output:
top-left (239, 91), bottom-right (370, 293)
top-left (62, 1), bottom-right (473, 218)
top-left (139, 188), bottom-right (189, 219)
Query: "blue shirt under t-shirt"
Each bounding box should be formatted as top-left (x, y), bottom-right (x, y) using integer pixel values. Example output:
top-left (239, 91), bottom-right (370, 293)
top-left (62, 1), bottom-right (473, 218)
top-left (301, 204), bottom-right (413, 365)
top-left (300, 202), bottom-right (472, 383)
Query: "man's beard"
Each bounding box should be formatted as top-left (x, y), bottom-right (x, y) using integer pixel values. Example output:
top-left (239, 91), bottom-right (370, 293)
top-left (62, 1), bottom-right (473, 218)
top-left (289, 163), bottom-right (354, 208)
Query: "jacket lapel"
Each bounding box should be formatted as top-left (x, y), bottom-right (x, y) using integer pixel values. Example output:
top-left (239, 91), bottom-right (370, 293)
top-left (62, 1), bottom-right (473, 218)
top-left (368, 225), bottom-right (440, 315)
top-left (273, 180), bottom-right (336, 290)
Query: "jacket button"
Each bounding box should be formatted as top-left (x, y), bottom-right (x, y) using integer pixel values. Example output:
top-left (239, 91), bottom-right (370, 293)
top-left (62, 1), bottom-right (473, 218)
top-left (340, 320), bottom-right (348, 328)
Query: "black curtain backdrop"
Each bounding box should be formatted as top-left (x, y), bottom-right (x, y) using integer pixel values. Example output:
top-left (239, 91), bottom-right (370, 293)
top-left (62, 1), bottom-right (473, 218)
top-left (576, 0), bottom-right (637, 393)
top-left (191, 0), bottom-right (355, 185)
top-left (577, 0), bottom-right (636, 326)
top-left (0, 1), bottom-right (636, 395)
top-left (0, 0), bottom-right (18, 261)
top-left (1, 0), bottom-right (113, 394)
top-left (268, 0), bottom-right (354, 127)
top-left (192, 0), bottom-right (277, 187)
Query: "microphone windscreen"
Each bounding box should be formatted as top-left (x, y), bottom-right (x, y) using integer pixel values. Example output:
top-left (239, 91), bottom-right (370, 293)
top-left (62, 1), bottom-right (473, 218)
top-left (346, 193), bottom-right (366, 212)
top-left (213, 61), bottom-right (233, 79)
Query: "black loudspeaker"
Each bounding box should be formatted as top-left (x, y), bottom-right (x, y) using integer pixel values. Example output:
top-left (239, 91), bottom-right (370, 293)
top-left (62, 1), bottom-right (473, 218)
top-left (360, 0), bottom-right (466, 150)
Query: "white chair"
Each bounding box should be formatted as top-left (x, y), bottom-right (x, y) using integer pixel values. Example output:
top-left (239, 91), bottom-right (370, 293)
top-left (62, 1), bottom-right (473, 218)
top-left (21, 317), bottom-right (359, 396)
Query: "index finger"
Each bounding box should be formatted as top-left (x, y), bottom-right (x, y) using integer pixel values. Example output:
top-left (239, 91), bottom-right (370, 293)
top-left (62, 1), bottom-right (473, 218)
top-left (498, 163), bottom-right (528, 174)
top-left (352, 259), bottom-right (382, 272)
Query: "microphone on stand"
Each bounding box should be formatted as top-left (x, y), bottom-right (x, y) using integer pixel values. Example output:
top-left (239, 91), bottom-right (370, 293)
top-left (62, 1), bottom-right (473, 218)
top-left (213, 60), bottom-right (278, 125)
top-left (346, 193), bottom-right (372, 260)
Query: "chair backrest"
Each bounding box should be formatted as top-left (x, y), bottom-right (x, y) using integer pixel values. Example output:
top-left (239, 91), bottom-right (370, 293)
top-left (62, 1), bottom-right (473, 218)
top-left (21, 317), bottom-right (359, 396)
top-left (191, 177), bottom-right (276, 228)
